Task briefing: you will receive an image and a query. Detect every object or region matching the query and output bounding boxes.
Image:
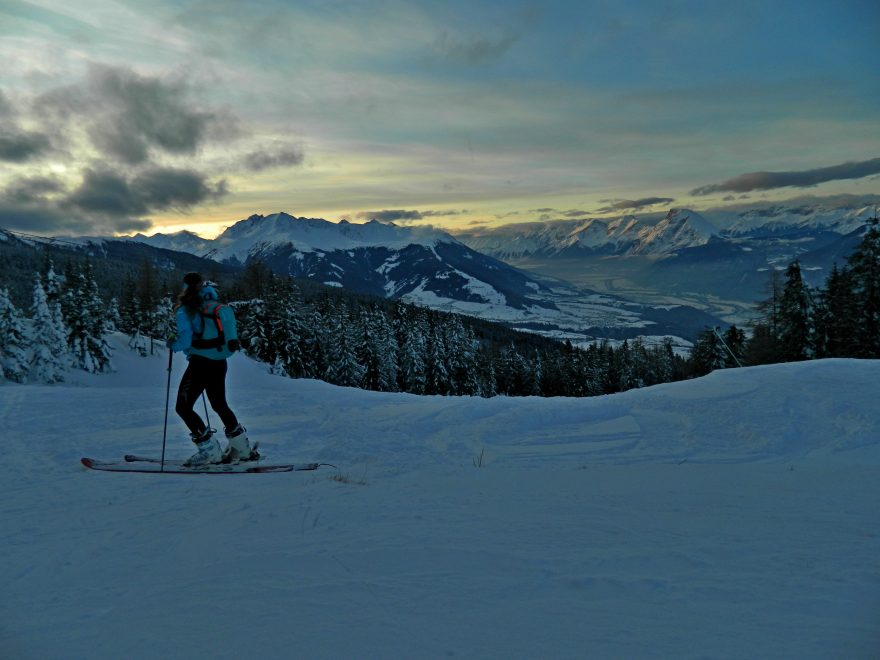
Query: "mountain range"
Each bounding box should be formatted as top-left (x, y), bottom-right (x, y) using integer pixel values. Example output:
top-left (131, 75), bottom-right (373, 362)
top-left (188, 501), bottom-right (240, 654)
top-left (11, 198), bottom-right (873, 344)
top-left (129, 212), bottom-right (722, 344)
top-left (455, 202), bottom-right (878, 322)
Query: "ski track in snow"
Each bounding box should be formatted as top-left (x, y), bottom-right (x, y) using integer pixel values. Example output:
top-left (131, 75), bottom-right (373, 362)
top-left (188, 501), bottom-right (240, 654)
top-left (2, 335), bottom-right (880, 659)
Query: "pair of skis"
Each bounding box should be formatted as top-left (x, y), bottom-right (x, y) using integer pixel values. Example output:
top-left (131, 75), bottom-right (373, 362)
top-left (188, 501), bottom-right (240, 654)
top-left (81, 452), bottom-right (333, 475)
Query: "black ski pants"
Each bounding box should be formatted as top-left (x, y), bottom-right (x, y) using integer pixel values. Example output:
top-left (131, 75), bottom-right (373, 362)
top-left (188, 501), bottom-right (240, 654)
top-left (175, 355), bottom-right (239, 436)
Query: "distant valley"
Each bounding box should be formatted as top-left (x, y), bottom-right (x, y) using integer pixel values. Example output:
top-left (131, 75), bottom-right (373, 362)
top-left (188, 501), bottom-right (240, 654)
top-left (454, 201), bottom-right (877, 323)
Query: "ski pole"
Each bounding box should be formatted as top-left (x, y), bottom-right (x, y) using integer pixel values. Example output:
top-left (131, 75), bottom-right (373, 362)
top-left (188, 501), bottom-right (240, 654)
top-left (202, 392), bottom-right (212, 431)
top-left (161, 348), bottom-right (173, 472)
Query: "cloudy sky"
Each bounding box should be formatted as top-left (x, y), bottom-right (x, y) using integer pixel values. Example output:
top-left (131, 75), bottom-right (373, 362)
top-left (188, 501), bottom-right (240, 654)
top-left (1, 0), bottom-right (878, 237)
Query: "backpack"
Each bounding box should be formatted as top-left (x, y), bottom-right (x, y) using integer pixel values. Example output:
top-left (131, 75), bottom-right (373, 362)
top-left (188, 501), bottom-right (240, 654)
top-left (190, 303), bottom-right (239, 359)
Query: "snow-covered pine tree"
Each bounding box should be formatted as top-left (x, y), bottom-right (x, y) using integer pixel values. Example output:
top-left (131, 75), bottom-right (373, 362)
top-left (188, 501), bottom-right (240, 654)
top-left (321, 302), bottom-right (364, 387)
top-left (476, 345), bottom-right (497, 397)
top-left (153, 295), bottom-right (176, 347)
top-left (65, 264), bottom-right (113, 373)
top-left (107, 297), bottom-right (123, 332)
top-left (441, 315), bottom-right (478, 396)
top-left (374, 309), bottom-right (399, 392)
top-left (392, 304), bottom-right (427, 394)
top-left (356, 306), bottom-right (398, 392)
top-left (845, 217), bottom-right (880, 358)
top-left (496, 343), bottom-right (530, 396)
top-left (777, 260), bottom-right (816, 362)
top-left (118, 273), bottom-right (141, 335)
top-left (357, 307), bottom-right (381, 390)
top-left (42, 256), bottom-right (64, 307)
top-left (29, 278), bottom-right (67, 383)
top-left (0, 287), bottom-right (30, 383)
top-left (425, 322), bottom-right (452, 395)
top-left (242, 297), bottom-right (273, 364)
top-left (397, 319), bottom-right (427, 394)
top-left (269, 279), bottom-right (308, 378)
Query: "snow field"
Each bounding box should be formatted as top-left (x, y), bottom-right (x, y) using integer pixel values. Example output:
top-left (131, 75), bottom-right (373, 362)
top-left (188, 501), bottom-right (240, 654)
top-left (1, 335), bottom-right (879, 658)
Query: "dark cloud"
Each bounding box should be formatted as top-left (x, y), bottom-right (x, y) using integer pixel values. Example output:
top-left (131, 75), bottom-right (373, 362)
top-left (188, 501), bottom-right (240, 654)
top-left (434, 31), bottom-right (520, 66)
top-left (0, 91), bottom-right (14, 118)
top-left (562, 209), bottom-right (590, 217)
top-left (691, 158), bottom-right (880, 196)
top-left (356, 209), bottom-right (425, 222)
top-left (66, 166), bottom-right (228, 217)
top-left (77, 65), bottom-right (218, 165)
top-left (355, 209), bottom-right (465, 222)
top-left (0, 177), bottom-right (151, 235)
top-left (0, 165), bottom-right (225, 236)
top-left (244, 144), bottom-right (305, 172)
top-left (0, 126), bottom-right (52, 163)
top-left (2, 175), bottom-right (66, 204)
top-left (0, 64), bottom-right (295, 235)
top-left (0, 91), bottom-right (53, 162)
top-left (594, 197), bottom-right (675, 213)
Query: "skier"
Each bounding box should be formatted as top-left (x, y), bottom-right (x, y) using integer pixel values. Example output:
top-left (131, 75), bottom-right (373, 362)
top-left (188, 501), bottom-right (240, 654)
top-left (167, 272), bottom-right (255, 466)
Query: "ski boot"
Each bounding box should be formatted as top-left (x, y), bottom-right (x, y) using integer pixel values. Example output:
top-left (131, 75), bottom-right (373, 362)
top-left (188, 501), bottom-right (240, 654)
top-left (184, 428), bottom-right (222, 467)
top-left (222, 424), bottom-right (259, 463)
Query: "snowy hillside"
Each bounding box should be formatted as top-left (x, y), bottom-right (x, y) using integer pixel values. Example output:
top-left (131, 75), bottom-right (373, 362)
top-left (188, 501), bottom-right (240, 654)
top-left (3, 334), bottom-right (879, 659)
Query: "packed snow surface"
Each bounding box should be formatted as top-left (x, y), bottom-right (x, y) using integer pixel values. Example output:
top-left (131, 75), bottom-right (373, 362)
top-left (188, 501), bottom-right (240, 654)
top-left (2, 335), bottom-right (879, 659)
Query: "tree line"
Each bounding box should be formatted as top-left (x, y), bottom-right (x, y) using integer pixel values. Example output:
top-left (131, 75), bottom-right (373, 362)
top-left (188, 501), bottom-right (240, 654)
top-left (0, 255), bottom-right (690, 396)
top-left (0, 258), bottom-right (115, 383)
top-left (230, 272), bottom-right (688, 397)
top-left (689, 216), bottom-right (880, 374)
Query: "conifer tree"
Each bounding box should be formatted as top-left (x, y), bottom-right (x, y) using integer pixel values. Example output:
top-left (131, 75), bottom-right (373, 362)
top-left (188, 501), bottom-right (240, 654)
top-left (66, 264), bottom-right (113, 373)
top-left (845, 217), bottom-right (880, 357)
top-left (425, 323), bottom-right (452, 395)
top-left (777, 260), bottom-right (816, 361)
top-left (30, 278), bottom-right (67, 383)
top-left (397, 318), bottom-right (427, 394)
top-left (721, 325), bottom-right (746, 368)
top-left (445, 316), bottom-right (478, 395)
top-left (815, 264), bottom-right (856, 358)
top-left (0, 287), bottom-right (29, 383)
top-left (690, 328), bottom-right (728, 375)
top-left (269, 279), bottom-right (309, 379)
top-left (322, 303), bottom-right (364, 387)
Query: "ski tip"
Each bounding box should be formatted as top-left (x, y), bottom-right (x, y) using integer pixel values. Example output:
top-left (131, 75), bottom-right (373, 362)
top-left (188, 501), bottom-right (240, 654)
top-left (81, 457), bottom-right (95, 468)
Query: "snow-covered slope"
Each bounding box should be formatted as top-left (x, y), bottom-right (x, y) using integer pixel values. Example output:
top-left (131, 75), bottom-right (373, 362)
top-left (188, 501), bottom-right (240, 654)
top-left (629, 208), bottom-right (718, 255)
top-left (2, 335), bottom-right (879, 658)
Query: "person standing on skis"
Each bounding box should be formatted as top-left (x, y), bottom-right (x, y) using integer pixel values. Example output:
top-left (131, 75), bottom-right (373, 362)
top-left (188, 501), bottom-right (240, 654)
top-left (167, 272), bottom-right (255, 466)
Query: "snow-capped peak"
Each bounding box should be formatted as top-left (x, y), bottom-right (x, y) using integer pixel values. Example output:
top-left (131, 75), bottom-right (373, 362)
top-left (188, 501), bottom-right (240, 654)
top-left (128, 229), bottom-right (214, 254)
top-left (632, 208), bottom-right (718, 255)
top-left (211, 212), bottom-right (458, 262)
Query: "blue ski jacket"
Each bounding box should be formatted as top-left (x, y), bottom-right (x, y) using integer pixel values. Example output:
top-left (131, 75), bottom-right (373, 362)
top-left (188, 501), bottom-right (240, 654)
top-left (169, 286), bottom-right (239, 360)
